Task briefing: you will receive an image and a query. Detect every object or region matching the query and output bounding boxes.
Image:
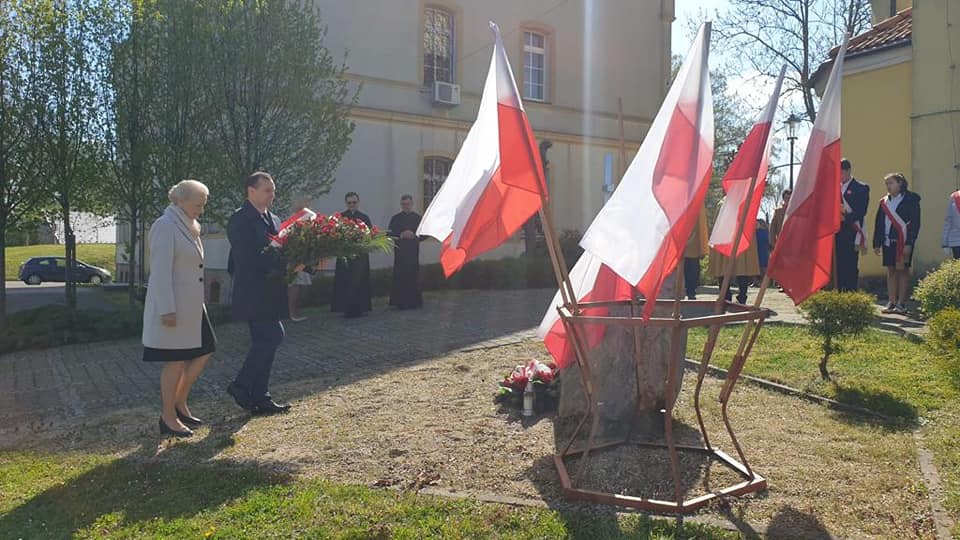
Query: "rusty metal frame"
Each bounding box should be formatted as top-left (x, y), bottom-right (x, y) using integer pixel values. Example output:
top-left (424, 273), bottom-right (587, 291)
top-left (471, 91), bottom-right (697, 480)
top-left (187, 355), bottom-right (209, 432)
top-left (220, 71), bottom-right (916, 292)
top-left (552, 297), bottom-right (770, 514)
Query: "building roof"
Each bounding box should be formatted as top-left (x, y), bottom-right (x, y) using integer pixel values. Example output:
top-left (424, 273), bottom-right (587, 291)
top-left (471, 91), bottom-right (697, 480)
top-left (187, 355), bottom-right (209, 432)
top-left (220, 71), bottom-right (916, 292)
top-left (810, 7), bottom-right (912, 89)
top-left (841, 7), bottom-right (912, 58)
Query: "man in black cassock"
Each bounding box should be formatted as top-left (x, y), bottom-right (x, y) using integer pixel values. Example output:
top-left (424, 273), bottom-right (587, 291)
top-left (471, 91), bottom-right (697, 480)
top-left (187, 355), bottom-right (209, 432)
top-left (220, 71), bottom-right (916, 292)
top-left (388, 194), bottom-right (424, 309)
top-left (331, 192), bottom-right (372, 318)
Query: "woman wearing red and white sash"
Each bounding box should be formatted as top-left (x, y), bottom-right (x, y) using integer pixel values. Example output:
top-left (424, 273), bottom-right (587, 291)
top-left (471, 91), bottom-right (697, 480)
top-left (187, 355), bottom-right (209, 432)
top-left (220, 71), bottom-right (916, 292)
top-left (942, 190), bottom-right (960, 259)
top-left (872, 173), bottom-right (922, 314)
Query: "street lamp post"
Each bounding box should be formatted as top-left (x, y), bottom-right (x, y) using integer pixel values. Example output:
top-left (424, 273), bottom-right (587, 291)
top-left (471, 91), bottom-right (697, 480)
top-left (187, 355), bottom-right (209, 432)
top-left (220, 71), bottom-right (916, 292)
top-left (785, 113), bottom-right (801, 191)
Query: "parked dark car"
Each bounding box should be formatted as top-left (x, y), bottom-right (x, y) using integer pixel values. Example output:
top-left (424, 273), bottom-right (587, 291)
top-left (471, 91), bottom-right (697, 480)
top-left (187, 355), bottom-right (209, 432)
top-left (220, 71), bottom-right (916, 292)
top-left (18, 257), bottom-right (112, 285)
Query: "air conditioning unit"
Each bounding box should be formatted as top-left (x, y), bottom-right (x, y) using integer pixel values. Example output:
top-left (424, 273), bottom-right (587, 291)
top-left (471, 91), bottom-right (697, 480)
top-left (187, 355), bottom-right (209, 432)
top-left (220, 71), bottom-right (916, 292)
top-left (433, 81), bottom-right (461, 105)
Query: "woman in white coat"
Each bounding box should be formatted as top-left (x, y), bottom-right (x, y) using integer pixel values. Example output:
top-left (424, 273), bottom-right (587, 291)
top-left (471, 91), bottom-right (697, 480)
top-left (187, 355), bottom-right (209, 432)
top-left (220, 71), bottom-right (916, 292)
top-left (143, 180), bottom-right (216, 438)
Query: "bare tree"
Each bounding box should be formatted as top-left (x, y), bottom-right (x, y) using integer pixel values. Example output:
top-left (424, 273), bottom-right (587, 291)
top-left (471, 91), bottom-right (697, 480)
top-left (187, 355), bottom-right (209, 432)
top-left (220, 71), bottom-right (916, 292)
top-left (716, 0), bottom-right (871, 123)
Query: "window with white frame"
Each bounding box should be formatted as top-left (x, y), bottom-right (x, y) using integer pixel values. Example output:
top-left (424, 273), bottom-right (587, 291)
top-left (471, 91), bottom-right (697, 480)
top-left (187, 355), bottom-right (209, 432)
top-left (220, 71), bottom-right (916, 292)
top-left (424, 7), bottom-right (455, 86)
top-left (523, 31), bottom-right (547, 101)
top-left (423, 156), bottom-right (452, 209)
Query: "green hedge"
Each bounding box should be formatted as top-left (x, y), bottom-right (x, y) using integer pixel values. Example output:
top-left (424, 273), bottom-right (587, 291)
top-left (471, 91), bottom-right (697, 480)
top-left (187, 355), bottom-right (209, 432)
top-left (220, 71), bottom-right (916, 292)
top-left (0, 254), bottom-right (573, 355)
top-left (915, 259), bottom-right (960, 317)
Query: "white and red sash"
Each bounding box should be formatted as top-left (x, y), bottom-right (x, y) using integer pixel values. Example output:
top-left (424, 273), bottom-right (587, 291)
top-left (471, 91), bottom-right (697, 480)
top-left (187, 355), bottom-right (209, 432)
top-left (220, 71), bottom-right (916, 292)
top-left (269, 208), bottom-right (317, 247)
top-left (880, 198), bottom-right (908, 261)
top-left (952, 190), bottom-right (960, 215)
top-left (842, 197), bottom-right (867, 252)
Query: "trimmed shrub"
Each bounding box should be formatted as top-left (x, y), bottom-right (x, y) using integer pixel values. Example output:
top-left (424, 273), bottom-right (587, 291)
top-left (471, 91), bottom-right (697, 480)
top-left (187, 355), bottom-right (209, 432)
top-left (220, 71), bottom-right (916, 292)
top-left (798, 291), bottom-right (875, 380)
top-left (914, 259), bottom-right (960, 317)
top-left (928, 308), bottom-right (960, 356)
top-left (0, 306), bottom-right (144, 354)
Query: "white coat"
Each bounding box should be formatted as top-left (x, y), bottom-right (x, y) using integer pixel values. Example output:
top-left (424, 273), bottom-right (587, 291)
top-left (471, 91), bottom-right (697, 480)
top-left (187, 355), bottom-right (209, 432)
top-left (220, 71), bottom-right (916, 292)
top-left (142, 206), bottom-right (206, 350)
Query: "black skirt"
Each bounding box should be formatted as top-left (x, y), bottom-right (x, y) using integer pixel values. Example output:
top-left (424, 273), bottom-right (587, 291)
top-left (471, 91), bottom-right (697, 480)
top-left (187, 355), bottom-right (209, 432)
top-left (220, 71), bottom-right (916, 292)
top-left (882, 242), bottom-right (913, 268)
top-left (142, 308), bottom-right (217, 362)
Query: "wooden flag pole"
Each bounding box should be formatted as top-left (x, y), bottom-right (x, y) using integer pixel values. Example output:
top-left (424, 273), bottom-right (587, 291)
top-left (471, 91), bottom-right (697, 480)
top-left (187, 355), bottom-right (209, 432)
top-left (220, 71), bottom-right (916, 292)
top-left (714, 176), bottom-right (760, 310)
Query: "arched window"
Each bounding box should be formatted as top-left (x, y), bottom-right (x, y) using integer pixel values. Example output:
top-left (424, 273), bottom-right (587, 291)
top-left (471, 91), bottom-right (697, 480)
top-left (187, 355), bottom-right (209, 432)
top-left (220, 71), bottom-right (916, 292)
top-left (423, 156), bottom-right (453, 209)
top-left (423, 7), bottom-right (455, 85)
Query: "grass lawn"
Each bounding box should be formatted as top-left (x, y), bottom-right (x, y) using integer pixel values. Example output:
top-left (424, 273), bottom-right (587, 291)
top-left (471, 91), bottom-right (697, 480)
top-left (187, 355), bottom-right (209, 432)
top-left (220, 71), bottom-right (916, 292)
top-left (688, 324), bottom-right (960, 536)
top-left (0, 452), bottom-right (738, 540)
top-left (4, 244), bottom-right (116, 281)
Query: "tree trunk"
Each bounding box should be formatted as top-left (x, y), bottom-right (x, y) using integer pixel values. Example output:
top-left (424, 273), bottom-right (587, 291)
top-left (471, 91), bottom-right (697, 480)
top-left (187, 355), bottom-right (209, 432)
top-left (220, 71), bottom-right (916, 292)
top-left (63, 204), bottom-right (77, 309)
top-left (556, 273), bottom-right (687, 445)
top-left (127, 207), bottom-right (139, 307)
top-left (0, 227), bottom-right (7, 331)
top-left (819, 338), bottom-right (832, 380)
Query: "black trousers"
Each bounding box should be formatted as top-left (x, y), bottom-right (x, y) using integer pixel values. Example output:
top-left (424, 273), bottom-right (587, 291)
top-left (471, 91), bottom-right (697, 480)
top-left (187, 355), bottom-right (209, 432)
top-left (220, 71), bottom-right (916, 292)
top-left (953, 247), bottom-right (960, 259)
top-left (683, 257), bottom-right (700, 298)
top-left (234, 320), bottom-right (285, 404)
top-left (835, 232), bottom-right (860, 292)
top-left (723, 276), bottom-right (752, 304)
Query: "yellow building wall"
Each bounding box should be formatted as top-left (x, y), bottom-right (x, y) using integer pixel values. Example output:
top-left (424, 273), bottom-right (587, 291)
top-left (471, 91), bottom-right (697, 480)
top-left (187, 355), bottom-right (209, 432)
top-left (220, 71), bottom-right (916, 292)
top-left (912, 0), bottom-right (960, 273)
top-left (840, 61), bottom-right (912, 278)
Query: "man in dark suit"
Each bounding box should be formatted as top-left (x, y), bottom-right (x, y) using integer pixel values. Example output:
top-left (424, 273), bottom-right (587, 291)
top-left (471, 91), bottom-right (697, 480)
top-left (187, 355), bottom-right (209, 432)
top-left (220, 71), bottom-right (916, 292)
top-left (226, 171), bottom-right (296, 415)
top-left (836, 159), bottom-right (870, 292)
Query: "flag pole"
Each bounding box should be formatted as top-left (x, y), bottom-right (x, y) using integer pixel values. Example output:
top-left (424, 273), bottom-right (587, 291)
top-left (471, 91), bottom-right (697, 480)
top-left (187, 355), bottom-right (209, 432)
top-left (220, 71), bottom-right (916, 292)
top-left (539, 195), bottom-right (577, 312)
top-left (617, 97), bottom-right (627, 181)
top-left (714, 176), bottom-right (760, 310)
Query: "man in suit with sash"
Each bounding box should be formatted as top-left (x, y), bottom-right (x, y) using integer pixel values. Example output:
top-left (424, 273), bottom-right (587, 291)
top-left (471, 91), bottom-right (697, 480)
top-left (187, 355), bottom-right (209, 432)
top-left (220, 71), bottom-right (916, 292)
top-left (836, 159), bottom-right (870, 292)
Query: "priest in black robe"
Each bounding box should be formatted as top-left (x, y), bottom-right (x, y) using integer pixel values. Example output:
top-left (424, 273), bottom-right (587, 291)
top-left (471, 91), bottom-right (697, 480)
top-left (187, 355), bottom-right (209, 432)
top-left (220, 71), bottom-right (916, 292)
top-left (331, 192), bottom-right (372, 318)
top-left (388, 194), bottom-right (424, 309)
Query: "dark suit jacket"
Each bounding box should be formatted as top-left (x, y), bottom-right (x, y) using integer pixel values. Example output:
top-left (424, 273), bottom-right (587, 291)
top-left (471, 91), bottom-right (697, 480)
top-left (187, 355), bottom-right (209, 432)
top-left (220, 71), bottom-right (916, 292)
top-left (872, 191), bottom-right (922, 249)
top-left (227, 200), bottom-right (290, 322)
top-left (839, 178), bottom-right (870, 237)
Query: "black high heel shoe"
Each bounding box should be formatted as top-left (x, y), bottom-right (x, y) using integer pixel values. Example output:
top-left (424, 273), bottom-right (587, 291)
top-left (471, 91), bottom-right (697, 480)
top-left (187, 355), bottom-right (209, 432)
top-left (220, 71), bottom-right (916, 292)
top-left (176, 408), bottom-right (203, 428)
top-left (159, 417), bottom-right (194, 438)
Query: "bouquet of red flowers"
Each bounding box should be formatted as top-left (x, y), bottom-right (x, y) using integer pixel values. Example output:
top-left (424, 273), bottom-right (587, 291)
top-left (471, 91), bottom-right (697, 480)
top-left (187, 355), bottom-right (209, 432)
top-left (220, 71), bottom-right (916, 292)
top-left (270, 210), bottom-right (393, 283)
top-left (494, 359), bottom-right (560, 412)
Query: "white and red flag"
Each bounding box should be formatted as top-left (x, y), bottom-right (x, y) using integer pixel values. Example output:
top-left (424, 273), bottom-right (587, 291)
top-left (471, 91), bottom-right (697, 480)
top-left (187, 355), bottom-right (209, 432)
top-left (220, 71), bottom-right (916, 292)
top-left (269, 208), bottom-right (317, 247)
top-left (578, 23), bottom-right (713, 319)
top-left (709, 65), bottom-right (786, 256)
top-left (417, 22), bottom-right (546, 277)
top-left (537, 252), bottom-right (635, 368)
top-left (767, 37), bottom-right (849, 304)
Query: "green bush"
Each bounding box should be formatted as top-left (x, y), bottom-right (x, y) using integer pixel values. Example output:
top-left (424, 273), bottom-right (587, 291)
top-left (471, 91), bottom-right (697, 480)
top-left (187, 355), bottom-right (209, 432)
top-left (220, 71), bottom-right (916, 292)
top-left (915, 259), bottom-right (960, 317)
top-left (0, 306), bottom-right (144, 354)
top-left (928, 308), bottom-right (960, 355)
top-left (799, 291), bottom-right (876, 380)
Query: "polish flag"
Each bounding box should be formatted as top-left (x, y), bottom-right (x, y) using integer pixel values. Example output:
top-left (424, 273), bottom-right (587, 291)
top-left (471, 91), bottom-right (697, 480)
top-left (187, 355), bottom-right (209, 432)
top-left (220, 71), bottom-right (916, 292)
top-left (579, 23), bottom-right (713, 319)
top-left (417, 22), bottom-right (546, 277)
top-left (709, 65), bottom-right (786, 256)
top-left (767, 37), bottom-right (849, 304)
top-left (269, 208), bottom-right (317, 247)
top-left (537, 252), bottom-right (636, 369)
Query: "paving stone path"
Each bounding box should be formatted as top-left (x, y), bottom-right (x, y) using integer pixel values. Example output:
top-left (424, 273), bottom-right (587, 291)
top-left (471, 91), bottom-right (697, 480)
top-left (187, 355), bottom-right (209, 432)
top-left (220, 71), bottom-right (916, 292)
top-left (0, 286), bottom-right (926, 434)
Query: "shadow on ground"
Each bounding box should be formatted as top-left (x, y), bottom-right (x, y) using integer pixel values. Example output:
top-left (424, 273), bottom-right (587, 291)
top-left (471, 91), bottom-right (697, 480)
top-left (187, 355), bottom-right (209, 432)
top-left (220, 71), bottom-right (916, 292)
top-left (0, 415), bottom-right (298, 538)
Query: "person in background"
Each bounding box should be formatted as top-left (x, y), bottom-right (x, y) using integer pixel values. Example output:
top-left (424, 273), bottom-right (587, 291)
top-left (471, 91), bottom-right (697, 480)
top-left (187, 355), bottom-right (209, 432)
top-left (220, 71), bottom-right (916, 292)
top-left (332, 192), bottom-right (373, 318)
top-left (755, 218), bottom-right (770, 282)
top-left (288, 268), bottom-right (312, 322)
top-left (942, 188), bottom-right (960, 259)
top-left (708, 198), bottom-right (760, 305)
top-left (837, 159), bottom-right (870, 292)
top-left (683, 209), bottom-right (709, 300)
top-left (388, 194), bottom-right (425, 309)
top-left (142, 180), bottom-right (215, 438)
top-left (873, 172), bottom-right (921, 314)
top-left (769, 189), bottom-right (790, 249)
top-left (769, 189), bottom-right (791, 292)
